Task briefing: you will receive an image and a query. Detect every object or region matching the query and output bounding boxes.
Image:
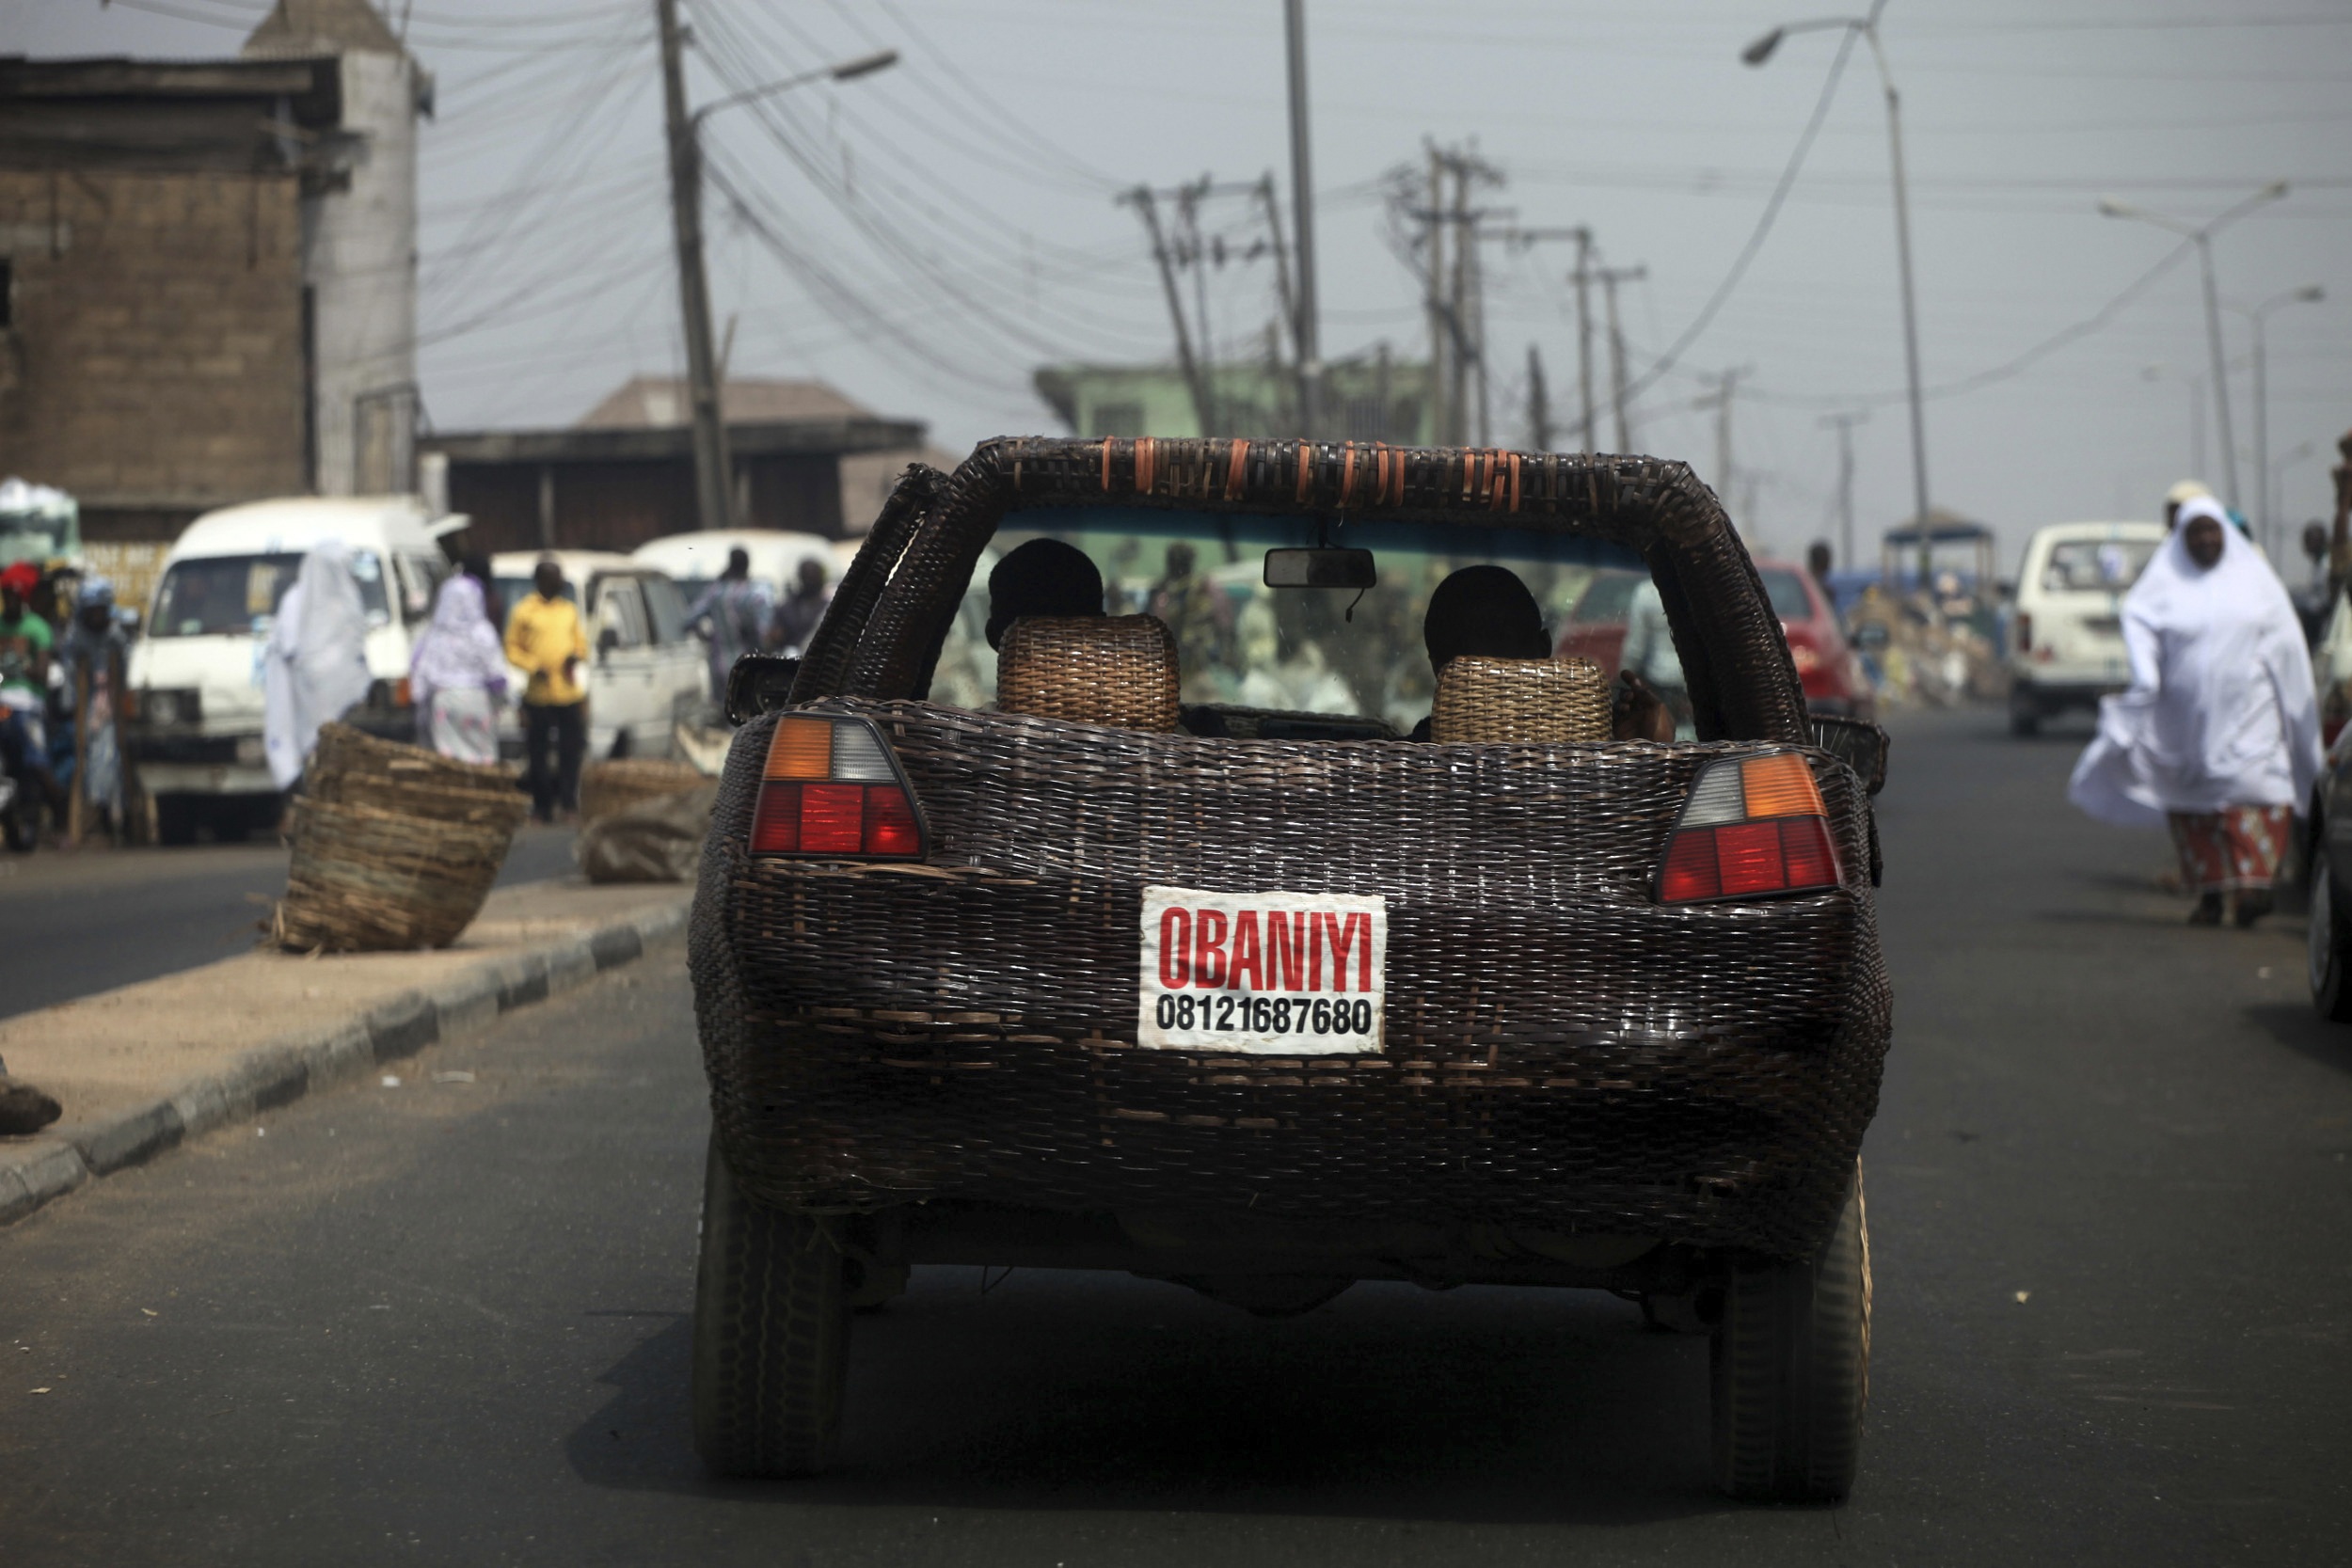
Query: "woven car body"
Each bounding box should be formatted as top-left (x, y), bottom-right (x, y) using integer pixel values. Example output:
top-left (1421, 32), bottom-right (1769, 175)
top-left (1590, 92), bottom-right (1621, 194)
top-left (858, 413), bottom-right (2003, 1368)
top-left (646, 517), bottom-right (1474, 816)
top-left (691, 436), bottom-right (1890, 1267)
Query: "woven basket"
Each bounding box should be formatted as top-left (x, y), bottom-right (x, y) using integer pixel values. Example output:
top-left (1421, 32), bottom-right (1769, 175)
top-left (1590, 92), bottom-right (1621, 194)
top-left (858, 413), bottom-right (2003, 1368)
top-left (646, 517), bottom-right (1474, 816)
top-left (306, 723), bottom-right (528, 831)
top-left (1430, 656), bottom-right (1610, 744)
top-left (275, 797), bottom-right (516, 952)
top-left (996, 615), bottom-right (1180, 731)
top-left (580, 757), bottom-right (708, 824)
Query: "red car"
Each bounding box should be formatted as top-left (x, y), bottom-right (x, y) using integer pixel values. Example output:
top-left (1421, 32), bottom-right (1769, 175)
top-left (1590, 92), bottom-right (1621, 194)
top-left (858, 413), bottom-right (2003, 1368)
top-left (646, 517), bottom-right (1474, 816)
top-left (1555, 561), bottom-right (1871, 721)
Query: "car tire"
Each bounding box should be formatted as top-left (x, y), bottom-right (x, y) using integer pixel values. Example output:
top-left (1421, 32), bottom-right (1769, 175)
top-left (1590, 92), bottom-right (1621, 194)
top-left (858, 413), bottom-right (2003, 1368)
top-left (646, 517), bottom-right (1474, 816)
top-left (154, 795), bottom-right (199, 847)
top-left (2309, 847), bottom-right (2352, 1022)
top-left (2008, 701), bottom-right (2040, 737)
top-left (691, 1132), bottom-right (851, 1478)
top-left (1710, 1164), bottom-right (1870, 1503)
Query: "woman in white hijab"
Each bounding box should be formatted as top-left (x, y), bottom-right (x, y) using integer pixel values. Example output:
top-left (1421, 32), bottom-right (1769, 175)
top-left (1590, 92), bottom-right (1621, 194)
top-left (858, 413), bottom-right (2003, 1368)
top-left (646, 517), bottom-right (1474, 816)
top-left (262, 539), bottom-right (373, 790)
top-left (407, 574), bottom-right (509, 765)
top-left (2070, 495), bottom-right (2323, 925)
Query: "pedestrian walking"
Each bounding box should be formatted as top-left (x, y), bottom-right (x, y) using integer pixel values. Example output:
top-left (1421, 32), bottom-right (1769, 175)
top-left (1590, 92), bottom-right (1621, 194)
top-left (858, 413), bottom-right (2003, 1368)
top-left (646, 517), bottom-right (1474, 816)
top-left (2070, 495), bottom-right (2322, 927)
top-left (504, 558), bottom-right (589, 822)
top-left (769, 555), bottom-right (833, 661)
top-left (262, 539), bottom-right (372, 792)
top-left (408, 574), bottom-right (510, 766)
top-left (56, 578), bottom-right (130, 835)
top-left (689, 547), bottom-right (773, 701)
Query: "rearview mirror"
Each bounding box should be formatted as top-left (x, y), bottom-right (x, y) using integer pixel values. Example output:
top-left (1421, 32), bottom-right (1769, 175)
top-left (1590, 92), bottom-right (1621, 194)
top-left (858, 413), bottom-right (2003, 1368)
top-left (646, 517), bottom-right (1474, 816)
top-left (1812, 714), bottom-right (1888, 795)
top-left (724, 652), bottom-right (801, 726)
top-left (1263, 547), bottom-right (1376, 591)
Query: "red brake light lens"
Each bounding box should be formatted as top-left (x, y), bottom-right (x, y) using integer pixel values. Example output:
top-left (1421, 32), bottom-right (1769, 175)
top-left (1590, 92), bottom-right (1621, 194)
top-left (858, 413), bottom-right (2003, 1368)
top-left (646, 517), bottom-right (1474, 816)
top-left (1655, 752), bottom-right (1841, 904)
top-left (750, 718), bottom-right (927, 860)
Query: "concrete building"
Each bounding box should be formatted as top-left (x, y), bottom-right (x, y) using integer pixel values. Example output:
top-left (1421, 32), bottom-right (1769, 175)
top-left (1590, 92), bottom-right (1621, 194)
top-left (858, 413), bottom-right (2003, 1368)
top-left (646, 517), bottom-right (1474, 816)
top-left (0, 0), bottom-right (424, 542)
top-left (421, 377), bottom-right (931, 555)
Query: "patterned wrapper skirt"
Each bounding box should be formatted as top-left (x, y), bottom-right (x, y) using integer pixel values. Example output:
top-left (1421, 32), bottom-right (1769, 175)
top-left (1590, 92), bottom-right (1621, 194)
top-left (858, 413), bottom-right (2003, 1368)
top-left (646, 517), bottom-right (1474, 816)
top-left (423, 687), bottom-right (501, 768)
top-left (2168, 804), bottom-right (2294, 895)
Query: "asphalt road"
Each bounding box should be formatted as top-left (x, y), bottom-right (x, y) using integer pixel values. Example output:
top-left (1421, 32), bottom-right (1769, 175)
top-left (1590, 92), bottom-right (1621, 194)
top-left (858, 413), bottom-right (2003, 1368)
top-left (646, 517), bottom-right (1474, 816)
top-left (0, 825), bottom-right (583, 1022)
top-left (5, 705), bottom-right (2350, 1565)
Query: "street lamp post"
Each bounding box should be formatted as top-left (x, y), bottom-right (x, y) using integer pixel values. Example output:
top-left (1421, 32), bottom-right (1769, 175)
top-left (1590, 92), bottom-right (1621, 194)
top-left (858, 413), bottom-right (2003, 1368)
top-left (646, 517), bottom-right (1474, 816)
top-left (1745, 2), bottom-right (1931, 583)
top-left (2097, 182), bottom-right (2289, 517)
top-left (657, 0), bottom-right (896, 534)
top-left (2231, 284), bottom-right (2325, 548)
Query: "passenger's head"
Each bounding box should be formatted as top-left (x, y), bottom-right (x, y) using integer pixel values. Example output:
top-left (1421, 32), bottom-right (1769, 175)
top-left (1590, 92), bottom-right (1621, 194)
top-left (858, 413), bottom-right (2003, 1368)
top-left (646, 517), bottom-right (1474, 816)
top-left (724, 546), bottom-right (751, 581)
top-left (1423, 564), bottom-right (1550, 674)
top-left (986, 538), bottom-right (1104, 650)
top-left (533, 559), bottom-right (564, 600)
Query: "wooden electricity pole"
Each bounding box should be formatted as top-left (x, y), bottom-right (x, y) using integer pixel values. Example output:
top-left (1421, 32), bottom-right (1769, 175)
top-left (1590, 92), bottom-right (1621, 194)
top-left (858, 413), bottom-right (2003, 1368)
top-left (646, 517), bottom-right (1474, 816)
top-left (657, 0), bottom-right (734, 532)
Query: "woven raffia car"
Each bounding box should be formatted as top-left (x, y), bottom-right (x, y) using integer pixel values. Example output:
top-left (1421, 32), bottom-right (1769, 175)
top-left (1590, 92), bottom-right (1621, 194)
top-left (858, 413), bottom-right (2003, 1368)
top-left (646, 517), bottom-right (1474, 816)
top-left (689, 436), bottom-right (1894, 1501)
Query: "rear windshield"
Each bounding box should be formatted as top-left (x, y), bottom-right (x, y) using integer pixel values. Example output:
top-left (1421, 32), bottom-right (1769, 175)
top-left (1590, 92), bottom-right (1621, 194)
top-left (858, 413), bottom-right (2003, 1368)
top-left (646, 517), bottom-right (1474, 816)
top-left (151, 551), bottom-right (391, 639)
top-left (2042, 538), bottom-right (2157, 593)
top-left (929, 506), bottom-right (1663, 734)
top-left (1757, 568), bottom-right (1817, 622)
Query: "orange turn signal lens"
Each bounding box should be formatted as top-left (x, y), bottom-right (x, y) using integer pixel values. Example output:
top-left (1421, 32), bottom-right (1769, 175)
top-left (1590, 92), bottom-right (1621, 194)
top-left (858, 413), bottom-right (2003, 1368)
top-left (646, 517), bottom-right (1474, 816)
top-left (764, 717), bottom-right (833, 780)
top-left (1739, 752), bottom-right (1823, 819)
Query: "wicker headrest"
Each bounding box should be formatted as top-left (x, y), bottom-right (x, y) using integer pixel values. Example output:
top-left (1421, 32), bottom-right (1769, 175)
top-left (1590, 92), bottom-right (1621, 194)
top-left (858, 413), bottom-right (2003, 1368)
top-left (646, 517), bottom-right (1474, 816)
top-left (1429, 656), bottom-right (1611, 744)
top-left (996, 615), bottom-right (1182, 732)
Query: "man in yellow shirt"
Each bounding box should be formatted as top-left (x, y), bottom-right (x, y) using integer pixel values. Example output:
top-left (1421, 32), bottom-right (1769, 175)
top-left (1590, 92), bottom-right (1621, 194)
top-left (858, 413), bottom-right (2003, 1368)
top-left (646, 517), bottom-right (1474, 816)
top-left (503, 559), bottom-right (590, 822)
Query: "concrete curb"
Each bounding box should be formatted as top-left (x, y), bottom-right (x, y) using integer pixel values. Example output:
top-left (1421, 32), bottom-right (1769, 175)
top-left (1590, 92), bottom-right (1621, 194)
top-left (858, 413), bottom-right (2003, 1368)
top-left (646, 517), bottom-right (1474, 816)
top-left (0, 894), bottom-right (691, 1227)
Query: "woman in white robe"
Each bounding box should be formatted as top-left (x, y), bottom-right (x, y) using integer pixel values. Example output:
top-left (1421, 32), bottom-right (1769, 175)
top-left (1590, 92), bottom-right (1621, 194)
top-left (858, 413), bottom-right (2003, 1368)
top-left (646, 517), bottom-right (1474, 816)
top-left (262, 540), bottom-right (373, 790)
top-left (2069, 496), bottom-right (2322, 925)
top-left (407, 574), bottom-right (510, 766)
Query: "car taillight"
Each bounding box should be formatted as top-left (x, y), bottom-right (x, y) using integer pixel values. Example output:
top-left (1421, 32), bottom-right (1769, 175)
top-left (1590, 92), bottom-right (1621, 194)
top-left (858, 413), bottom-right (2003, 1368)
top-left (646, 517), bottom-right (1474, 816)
top-left (1655, 751), bottom-right (1841, 904)
top-left (750, 715), bottom-right (928, 860)
top-left (1788, 640), bottom-right (1821, 674)
top-left (2015, 612), bottom-right (2032, 654)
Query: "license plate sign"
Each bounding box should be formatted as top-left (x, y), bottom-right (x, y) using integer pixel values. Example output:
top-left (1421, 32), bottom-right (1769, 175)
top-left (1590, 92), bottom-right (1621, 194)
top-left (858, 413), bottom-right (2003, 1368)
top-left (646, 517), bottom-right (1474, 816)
top-left (1137, 886), bottom-right (1386, 1054)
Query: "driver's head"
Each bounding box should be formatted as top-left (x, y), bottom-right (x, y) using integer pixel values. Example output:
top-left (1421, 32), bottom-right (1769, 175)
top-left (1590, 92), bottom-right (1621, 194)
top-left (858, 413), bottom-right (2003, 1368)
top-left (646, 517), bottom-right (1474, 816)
top-left (986, 538), bottom-right (1104, 650)
top-left (1423, 564), bottom-right (1549, 674)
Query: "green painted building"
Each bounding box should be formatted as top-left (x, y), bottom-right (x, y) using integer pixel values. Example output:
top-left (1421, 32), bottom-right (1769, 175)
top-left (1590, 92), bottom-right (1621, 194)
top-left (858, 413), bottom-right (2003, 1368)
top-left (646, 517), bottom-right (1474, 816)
top-left (1034, 353), bottom-right (1436, 443)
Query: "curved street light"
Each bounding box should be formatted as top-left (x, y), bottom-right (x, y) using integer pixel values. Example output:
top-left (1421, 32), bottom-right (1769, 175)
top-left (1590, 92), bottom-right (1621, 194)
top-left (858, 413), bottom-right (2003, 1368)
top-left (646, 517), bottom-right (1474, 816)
top-left (2097, 182), bottom-right (2289, 515)
top-left (1743, 1), bottom-right (1933, 582)
top-left (2230, 283), bottom-right (2326, 549)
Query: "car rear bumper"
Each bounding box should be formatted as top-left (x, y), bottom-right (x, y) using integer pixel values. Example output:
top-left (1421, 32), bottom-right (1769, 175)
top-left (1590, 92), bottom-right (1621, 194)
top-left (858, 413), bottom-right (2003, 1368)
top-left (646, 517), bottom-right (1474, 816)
top-left (2010, 676), bottom-right (2122, 712)
top-left (693, 700), bottom-right (1893, 1262)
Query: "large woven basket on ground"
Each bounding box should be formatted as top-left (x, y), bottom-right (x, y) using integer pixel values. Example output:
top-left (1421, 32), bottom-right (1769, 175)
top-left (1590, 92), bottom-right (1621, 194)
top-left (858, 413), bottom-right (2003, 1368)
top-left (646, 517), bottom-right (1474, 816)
top-left (275, 724), bottom-right (528, 953)
top-left (580, 757), bottom-right (710, 824)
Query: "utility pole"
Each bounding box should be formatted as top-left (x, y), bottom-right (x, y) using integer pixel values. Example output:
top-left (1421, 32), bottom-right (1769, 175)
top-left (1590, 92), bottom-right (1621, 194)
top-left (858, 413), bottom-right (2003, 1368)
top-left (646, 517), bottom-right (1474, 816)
top-left (1694, 367), bottom-right (1750, 509)
top-left (1448, 158), bottom-right (1471, 444)
top-left (1255, 174), bottom-right (1299, 425)
top-left (1821, 410), bottom-right (1867, 574)
top-left (1596, 261), bottom-right (1645, 452)
top-left (1423, 147), bottom-right (1449, 447)
top-left (1123, 185), bottom-right (1215, 434)
top-left (1569, 232), bottom-right (1596, 451)
top-left (1179, 179), bottom-right (1217, 433)
top-left (1526, 344), bottom-right (1551, 451)
top-left (1282, 0), bottom-right (1322, 437)
top-left (657, 0), bottom-right (733, 533)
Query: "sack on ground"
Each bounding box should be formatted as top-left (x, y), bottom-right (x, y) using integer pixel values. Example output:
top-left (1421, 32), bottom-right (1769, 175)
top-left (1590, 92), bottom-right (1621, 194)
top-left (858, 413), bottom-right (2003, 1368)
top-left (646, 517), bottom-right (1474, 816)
top-left (576, 784), bottom-right (717, 883)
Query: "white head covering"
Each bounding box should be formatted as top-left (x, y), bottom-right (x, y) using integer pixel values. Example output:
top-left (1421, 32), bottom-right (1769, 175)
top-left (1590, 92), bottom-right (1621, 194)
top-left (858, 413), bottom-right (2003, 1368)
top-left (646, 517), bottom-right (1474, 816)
top-left (409, 574), bottom-right (510, 705)
top-left (2070, 496), bottom-right (2321, 825)
top-left (262, 539), bottom-right (373, 788)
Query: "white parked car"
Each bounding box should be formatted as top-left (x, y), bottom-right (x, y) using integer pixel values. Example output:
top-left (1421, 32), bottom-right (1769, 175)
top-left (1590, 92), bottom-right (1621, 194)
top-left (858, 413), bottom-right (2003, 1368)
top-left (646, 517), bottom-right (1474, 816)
top-left (488, 550), bottom-right (704, 761)
top-left (127, 496), bottom-right (458, 843)
top-left (2007, 521), bottom-right (2166, 736)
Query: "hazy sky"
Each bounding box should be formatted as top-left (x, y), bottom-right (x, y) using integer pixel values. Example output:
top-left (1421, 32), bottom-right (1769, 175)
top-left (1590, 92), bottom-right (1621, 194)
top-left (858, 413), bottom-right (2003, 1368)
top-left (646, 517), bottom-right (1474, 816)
top-left (21, 0), bottom-right (2352, 567)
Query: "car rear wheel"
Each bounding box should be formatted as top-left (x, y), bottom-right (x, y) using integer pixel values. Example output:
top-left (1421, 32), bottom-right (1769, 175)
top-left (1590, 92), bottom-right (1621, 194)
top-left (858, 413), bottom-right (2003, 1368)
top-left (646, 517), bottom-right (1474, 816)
top-left (2309, 847), bottom-right (2352, 1022)
top-left (691, 1132), bottom-right (851, 1478)
top-left (2008, 696), bottom-right (2040, 737)
top-left (1710, 1164), bottom-right (1869, 1503)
